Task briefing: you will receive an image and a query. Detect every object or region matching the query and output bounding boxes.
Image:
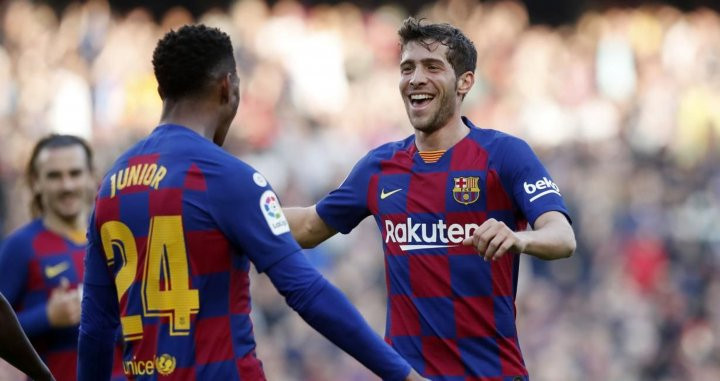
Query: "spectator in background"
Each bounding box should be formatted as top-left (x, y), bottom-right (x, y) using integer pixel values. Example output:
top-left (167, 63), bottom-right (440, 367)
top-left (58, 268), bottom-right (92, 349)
top-left (0, 135), bottom-right (122, 381)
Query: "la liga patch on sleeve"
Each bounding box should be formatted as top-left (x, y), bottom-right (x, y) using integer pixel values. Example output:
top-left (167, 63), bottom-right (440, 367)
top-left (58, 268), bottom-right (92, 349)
top-left (259, 190), bottom-right (290, 235)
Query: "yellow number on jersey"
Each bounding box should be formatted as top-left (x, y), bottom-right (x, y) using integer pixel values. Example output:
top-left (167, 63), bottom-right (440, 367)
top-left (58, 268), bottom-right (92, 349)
top-left (100, 216), bottom-right (200, 341)
top-left (143, 216), bottom-right (199, 335)
top-left (100, 221), bottom-right (143, 341)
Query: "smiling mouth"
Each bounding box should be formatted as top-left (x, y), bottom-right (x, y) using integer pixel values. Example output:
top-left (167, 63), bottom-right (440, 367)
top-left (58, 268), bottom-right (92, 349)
top-left (409, 93), bottom-right (435, 108)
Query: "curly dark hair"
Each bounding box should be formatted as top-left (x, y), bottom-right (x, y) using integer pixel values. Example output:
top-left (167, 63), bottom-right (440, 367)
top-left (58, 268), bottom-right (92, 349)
top-left (26, 134), bottom-right (93, 217)
top-left (398, 17), bottom-right (477, 78)
top-left (152, 24), bottom-right (235, 100)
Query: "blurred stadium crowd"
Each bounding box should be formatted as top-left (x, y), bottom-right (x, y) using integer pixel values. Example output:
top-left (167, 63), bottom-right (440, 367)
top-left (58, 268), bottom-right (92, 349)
top-left (1, 0), bottom-right (720, 380)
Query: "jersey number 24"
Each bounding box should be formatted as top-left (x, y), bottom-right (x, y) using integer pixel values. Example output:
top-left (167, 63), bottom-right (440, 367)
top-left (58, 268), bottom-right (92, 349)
top-left (100, 216), bottom-right (200, 341)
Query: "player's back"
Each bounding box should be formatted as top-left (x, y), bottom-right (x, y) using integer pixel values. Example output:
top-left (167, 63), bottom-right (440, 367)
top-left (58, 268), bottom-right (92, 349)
top-left (92, 124), bottom-right (271, 380)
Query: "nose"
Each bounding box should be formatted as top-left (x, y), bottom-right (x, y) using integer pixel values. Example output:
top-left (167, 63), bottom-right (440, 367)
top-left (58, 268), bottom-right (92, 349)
top-left (60, 174), bottom-right (78, 191)
top-left (409, 67), bottom-right (427, 87)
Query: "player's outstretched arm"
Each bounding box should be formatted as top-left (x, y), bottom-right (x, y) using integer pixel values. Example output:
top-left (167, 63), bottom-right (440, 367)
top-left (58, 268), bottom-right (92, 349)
top-left (284, 205), bottom-right (337, 248)
top-left (0, 292), bottom-right (55, 381)
top-left (265, 252), bottom-right (428, 381)
top-left (463, 211), bottom-right (575, 261)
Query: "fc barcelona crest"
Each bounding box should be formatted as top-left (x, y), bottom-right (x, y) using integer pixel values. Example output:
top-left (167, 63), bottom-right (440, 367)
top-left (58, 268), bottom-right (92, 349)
top-left (453, 177), bottom-right (480, 205)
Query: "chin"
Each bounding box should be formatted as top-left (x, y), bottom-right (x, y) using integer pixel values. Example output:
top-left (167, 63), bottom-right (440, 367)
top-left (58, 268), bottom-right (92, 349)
top-left (411, 119), bottom-right (440, 133)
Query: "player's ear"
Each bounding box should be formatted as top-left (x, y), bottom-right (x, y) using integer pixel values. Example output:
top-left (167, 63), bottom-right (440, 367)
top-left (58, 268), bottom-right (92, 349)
top-left (157, 86), bottom-right (165, 101)
top-left (219, 73), bottom-right (231, 104)
top-left (457, 71), bottom-right (474, 97)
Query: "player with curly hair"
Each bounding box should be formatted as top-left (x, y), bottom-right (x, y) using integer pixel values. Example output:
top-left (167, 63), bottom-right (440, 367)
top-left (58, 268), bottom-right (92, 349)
top-left (78, 24), bottom-right (426, 381)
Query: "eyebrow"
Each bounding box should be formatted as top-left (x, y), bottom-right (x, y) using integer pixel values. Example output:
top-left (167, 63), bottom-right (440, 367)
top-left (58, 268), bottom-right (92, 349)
top-left (400, 57), bottom-right (447, 66)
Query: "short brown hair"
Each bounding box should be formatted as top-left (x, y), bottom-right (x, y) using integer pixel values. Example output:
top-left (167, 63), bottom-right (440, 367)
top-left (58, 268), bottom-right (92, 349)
top-left (398, 17), bottom-right (477, 78)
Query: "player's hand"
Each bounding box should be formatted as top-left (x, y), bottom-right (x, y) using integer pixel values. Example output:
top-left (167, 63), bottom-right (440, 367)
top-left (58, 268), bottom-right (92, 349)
top-left (404, 369), bottom-right (430, 381)
top-left (462, 218), bottom-right (526, 261)
top-left (46, 278), bottom-right (81, 327)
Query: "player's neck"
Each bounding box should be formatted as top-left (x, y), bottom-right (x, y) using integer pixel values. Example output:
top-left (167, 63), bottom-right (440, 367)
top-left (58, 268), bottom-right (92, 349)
top-left (160, 100), bottom-right (219, 142)
top-left (43, 211), bottom-right (86, 242)
top-left (414, 116), bottom-right (469, 152)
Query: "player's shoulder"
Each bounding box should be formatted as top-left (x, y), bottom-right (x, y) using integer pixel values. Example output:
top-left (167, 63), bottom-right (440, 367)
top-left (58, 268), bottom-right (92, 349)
top-left (361, 134), bottom-right (416, 166)
top-left (464, 117), bottom-right (531, 152)
top-left (0, 219), bottom-right (43, 252)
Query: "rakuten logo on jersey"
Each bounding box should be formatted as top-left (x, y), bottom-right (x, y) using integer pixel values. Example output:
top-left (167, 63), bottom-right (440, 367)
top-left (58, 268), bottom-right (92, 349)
top-left (523, 177), bottom-right (561, 202)
top-left (384, 218), bottom-right (479, 251)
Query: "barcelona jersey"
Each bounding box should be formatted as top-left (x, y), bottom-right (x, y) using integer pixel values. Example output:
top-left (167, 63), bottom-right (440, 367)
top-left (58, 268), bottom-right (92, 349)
top-left (84, 124), bottom-right (302, 380)
top-left (316, 117), bottom-right (570, 380)
top-left (0, 220), bottom-right (123, 381)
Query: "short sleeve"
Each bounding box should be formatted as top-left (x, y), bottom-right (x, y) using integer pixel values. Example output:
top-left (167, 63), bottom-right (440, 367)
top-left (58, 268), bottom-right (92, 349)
top-left (316, 154), bottom-right (374, 234)
top-left (499, 137), bottom-right (570, 227)
top-left (206, 164), bottom-right (301, 273)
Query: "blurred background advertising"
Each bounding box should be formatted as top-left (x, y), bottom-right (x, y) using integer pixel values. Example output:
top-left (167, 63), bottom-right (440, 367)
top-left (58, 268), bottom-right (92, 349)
top-left (1, 0), bottom-right (720, 380)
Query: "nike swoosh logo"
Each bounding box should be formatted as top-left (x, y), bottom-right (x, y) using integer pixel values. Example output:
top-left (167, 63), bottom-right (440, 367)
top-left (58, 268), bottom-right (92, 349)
top-left (44, 262), bottom-right (70, 279)
top-left (380, 188), bottom-right (403, 200)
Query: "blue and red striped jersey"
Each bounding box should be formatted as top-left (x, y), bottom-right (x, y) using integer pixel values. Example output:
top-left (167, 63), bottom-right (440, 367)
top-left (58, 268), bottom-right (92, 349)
top-left (84, 124), bottom-right (303, 380)
top-left (316, 117), bottom-right (570, 380)
top-left (0, 220), bottom-right (123, 381)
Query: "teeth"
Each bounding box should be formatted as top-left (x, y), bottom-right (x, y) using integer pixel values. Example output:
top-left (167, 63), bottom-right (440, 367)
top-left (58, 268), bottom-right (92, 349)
top-left (410, 94), bottom-right (433, 100)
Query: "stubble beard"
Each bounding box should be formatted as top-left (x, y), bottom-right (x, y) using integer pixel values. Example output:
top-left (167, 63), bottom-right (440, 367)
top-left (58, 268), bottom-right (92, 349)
top-left (410, 91), bottom-right (456, 135)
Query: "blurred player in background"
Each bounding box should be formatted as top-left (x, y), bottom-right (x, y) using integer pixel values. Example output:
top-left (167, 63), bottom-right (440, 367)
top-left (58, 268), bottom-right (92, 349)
top-left (0, 291), bottom-right (54, 381)
top-left (0, 135), bottom-right (122, 380)
top-left (285, 17), bottom-right (576, 380)
top-left (77, 24), bottom-right (426, 381)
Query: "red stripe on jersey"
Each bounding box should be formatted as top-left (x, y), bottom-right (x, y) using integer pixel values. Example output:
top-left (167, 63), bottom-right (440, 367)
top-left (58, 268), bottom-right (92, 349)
top-left (367, 174), bottom-right (379, 215)
top-left (27, 259), bottom-right (45, 291)
top-left (389, 295), bottom-right (420, 336)
top-left (449, 137), bottom-right (488, 171)
top-left (96, 195), bottom-right (121, 227)
top-left (230, 268), bottom-right (250, 314)
top-left (194, 316), bottom-right (234, 364)
top-left (379, 213), bottom-right (408, 256)
top-left (184, 163), bottom-right (207, 191)
top-left (45, 350), bottom-right (77, 381)
top-left (409, 255), bottom-right (451, 297)
top-left (422, 337), bottom-right (464, 376)
top-left (407, 172), bottom-right (448, 213)
top-left (131, 323), bottom-right (158, 366)
top-left (491, 255), bottom-right (514, 297)
top-left (454, 297), bottom-right (495, 338)
top-left (32, 231), bottom-right (68, 256)
top-left (187, 230), bottom-right (230, 275)
top-left (71, 249), bottom-right (85, 281)
top-left (158, 367), bottom-right (196, 381)
top-left (149, 188), bottom-right (183, 216)
top-left (380, 147), bottom-right (415, 174)
top-left (129, 154), bottom-right (160, 167)
top-left (486, 170), bottom-right (512, 211)
top-left (498, 337), bottom-right (527, 376)
top-left (445, 211), bottom-right (486, 255)
top-left (236, 351), bottom-right (266, 380)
